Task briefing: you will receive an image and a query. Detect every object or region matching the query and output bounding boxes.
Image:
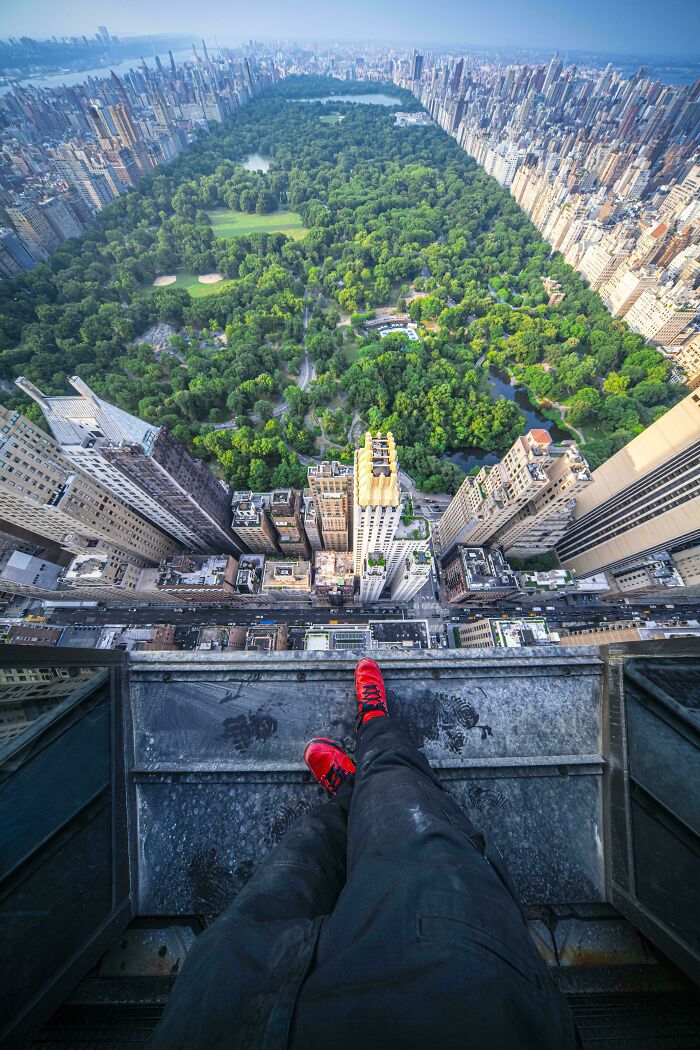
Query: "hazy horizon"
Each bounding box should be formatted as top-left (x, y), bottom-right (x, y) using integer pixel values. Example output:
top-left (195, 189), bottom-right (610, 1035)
top-left (0, 0), bottom-right (698, 61)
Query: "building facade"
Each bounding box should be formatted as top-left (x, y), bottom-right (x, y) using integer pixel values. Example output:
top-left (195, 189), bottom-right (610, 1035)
top-left (307, 461), bottom-right (353, 551)
top-left (677, 334), bottom-right (700, 390)
top-left (0, 406), bottom-right (178, 565)
top-left (558, 391), bottom-right (700, 577)
top-left (17, 376), bottom-right (239, 554)
top-left (269, 489), bottom-right (309, 558)
top-left (436, 430), bottom-right (591, 559)
top-left (230, 492), bottom-right (279, 554)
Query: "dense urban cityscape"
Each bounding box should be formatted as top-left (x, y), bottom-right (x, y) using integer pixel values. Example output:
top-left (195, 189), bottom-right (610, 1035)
top-left (1, 12), bottom-right (700, 1047)
top-left (0, 36), bottom-right (698, 710)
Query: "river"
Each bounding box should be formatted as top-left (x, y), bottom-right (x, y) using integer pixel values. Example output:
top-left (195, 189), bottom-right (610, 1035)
top-left (0, 49), bottom-right (193, 94)
top-left (447, 367), bottom-right (570, 473)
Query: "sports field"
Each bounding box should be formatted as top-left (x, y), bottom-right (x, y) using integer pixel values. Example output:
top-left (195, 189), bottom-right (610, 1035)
top-left (147, 270), bottom-right (232, 298)
top-left (207, 208), bottom-right (307, 240)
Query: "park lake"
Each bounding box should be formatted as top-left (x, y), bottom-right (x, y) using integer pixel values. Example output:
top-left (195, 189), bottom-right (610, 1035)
top-left (447, 368), bottom-right (570, 472)
top-left (242, 152), bottom-right (271, 172)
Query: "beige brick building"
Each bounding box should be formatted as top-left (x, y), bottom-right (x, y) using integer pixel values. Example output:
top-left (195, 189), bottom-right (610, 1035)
top-left (0, 407), bottom-right (178, 565)
top-left (558, 391), bottom-right (700, 576)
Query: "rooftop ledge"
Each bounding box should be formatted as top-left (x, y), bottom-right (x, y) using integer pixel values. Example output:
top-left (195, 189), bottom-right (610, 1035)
top-left (4, 637), bottom-right (699, 1042)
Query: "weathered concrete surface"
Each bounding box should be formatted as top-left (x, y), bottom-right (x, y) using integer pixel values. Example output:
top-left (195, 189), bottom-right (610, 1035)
top-left (127, 648), bottom-right (605, 914)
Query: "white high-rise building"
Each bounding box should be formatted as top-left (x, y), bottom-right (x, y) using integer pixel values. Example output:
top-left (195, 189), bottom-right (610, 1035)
top-left (390, 550), bottom-right (432, 602)
top-left (353, 432), bottom-right (402, 601)
top-left (353, 432), bottom-right (431, 602)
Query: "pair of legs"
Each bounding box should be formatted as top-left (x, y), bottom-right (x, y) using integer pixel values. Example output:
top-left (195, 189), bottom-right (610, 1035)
top-left (152, 661), bottom-right (579, 1049)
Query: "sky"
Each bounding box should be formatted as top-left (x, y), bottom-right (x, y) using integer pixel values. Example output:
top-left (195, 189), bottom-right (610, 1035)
top-left (0, 0), bottom-right (698, 59)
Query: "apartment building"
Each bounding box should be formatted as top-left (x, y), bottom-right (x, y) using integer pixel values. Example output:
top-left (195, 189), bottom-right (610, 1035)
top-left (443, 546), bottom-right (520, 605)
top-left (600, 268), bottom-right (657, 317)
top-left (230, 491), bottom-right (279, 554)
top-left (269, 489), bottom-right (309, 558)
top-left (390, 549), bottom-right (432, 602)
top-left (456, 617), bottom-right (554, 648)
top-left (152, 554), bottom-right (239, 603)
top-left (624, 291), bottom-right (697, 345)
top-left (353, 432), bottom-right (402, 601)
top-left (302, 490), bottom-right (322, 552)
top-left (6, 201), bottom-right (59, 259)
top-left (0, 406), bottom-right (178, 565)
top-left (352, 433), bottom-right (431, 602)
top-left (307, 460), bottom-right (353, 551)
top-left (578, 241), bottom-right (628, 290)
top-left (677, 334), bottom-right (700, 390)
top-left (313, 550), bottom-right (355, 605)
top-left (558, 391), bottom-right (700, 577)
top-left (261, 559), bottom-right (312, 601)
top-left (17, 376), bottom-right (239, 553)
top-left (435, 430), bottom-right (591, 559)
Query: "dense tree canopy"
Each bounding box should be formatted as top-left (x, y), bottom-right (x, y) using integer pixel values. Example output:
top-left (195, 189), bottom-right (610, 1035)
top-left (0, 76), bottom-right (682, 493)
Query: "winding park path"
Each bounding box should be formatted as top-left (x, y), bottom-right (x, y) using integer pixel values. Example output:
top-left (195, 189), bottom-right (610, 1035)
top-left (544, 399), bottom-right (586, 444)
top-left (211, 352), bottom-right (316, 431)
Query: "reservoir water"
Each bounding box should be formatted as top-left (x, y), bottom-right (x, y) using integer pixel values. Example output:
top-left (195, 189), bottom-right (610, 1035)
top-left (447, 367), bottom-right (570, 473)
top-left (242, 153), bottom-right (271, 173)
top-left (293, 93), bottom-right (399, 106)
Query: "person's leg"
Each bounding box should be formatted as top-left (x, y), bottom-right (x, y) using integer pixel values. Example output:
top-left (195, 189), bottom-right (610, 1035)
top-left (290, 662), bottom-right (579, 1050)
top-left (151, 742), bottom-right (355, 1049)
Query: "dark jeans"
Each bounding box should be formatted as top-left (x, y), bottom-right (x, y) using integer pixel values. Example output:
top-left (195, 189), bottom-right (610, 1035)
top-left (151, 718), bottom-right (579, 1049)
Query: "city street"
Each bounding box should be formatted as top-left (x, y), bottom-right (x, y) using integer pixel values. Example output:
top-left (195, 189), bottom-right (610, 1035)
top-left (40, 594), bottom-right (700, 632)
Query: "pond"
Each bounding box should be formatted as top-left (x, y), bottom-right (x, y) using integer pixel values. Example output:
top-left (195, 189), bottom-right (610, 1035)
top-left (242, 152), bottom-right (271, 172)
top-left (292, 93), bottom-right (400, 106)
top-left (446, 367), bottom-right (571, 474)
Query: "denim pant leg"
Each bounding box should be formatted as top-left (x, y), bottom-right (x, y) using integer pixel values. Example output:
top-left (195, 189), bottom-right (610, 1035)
top-left (152, 782), bottom-right (353, 1050)
top-left (290, 720), bottom-right (579, 1050)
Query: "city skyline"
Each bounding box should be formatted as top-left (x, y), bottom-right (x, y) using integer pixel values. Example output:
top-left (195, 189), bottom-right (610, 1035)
top-left (0, 2), bottom-right (699, 60)
top-left (0, 41), bottom-right (699, 642)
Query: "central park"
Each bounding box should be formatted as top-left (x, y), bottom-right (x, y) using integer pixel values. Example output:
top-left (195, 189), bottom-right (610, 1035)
top-left (0, 76), bottom-right (683, 496)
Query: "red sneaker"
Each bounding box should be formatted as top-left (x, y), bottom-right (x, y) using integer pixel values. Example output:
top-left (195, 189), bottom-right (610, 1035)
top-left (304, 738), bottom-right (356, 795)
top-left (354, 658), bottom-right (389, 727)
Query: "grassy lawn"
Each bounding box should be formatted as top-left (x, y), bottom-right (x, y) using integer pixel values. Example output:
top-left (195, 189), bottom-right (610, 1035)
top-left (145, 270), bottom-right (234, 299)
top-left (319, 112), bottom-right (344, 124)
top-left (207, 208), bottom-right (307, 240)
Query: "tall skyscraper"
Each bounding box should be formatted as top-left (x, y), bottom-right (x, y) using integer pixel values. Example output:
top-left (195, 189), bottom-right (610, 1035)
top-left (17, 376), bottom-right (240, 554)
top-left (353, 432), bottom-right (402, 601)
top-left (39, 196), bottom-right (84, 241)
top-left (0, 406), bottom-right (178, 564)
top-left (353, 432), bottom-right (431, 602)
top-left (307, 460), bottom-right (353, 551)
top-left (435, 430), bottom-right (591, 559)
top-left (557, 391), bottom-right (700, 577)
